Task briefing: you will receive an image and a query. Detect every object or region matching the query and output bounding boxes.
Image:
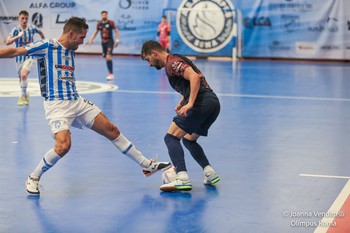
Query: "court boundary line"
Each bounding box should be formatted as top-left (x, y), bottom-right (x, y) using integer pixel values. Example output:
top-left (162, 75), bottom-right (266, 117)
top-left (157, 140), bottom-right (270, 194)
top-left (300, 173), bottom-right (350, 233)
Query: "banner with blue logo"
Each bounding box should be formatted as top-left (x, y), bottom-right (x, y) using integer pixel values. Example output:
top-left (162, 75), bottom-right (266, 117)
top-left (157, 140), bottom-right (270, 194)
top-left (2, 0), bottom-right (348, 59)
top-left (0, 0), bottom-right (238, 57)
top-left (165, 0), bottom-right (237, 57)
top-left (238, 0), bottom-right (350, 60)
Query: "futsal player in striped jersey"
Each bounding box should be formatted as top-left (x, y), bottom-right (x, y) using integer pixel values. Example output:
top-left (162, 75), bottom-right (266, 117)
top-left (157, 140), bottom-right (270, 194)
top-left (0, 17), bottom-right (171, 196)
top-left (6, 10), bottom-right (45, 106)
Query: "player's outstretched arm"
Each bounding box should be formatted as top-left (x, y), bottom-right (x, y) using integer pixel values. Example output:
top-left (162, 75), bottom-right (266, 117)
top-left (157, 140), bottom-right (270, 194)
top-left (0, 47), bottom-right (28, 58)
top-left (88, 30), bottom-right (99, 45)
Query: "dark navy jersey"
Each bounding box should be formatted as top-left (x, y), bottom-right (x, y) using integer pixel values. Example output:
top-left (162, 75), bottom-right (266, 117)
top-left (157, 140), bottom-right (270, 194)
top-left (96, 20), bottom-right (117, 44)
top-left (165, 54), bottom-right (213, 101)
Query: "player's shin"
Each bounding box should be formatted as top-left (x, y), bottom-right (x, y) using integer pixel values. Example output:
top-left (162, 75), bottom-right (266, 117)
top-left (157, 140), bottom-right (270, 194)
top-left (111, 133), bottom-right (151, 167)
top-left (31, 148), bottom-right (62, 179)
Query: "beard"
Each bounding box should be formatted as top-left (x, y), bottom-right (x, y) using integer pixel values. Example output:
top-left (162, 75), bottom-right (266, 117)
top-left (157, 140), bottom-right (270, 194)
top-left (153, 60), bottom-right (163, 70)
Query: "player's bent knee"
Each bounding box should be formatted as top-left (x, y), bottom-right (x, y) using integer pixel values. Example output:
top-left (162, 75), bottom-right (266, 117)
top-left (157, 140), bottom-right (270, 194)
top-left (54, 143), bottom-right (71, 157)
top-left (101, 123), bottom-right (120, 141)
top-left (164, 133), bottom-right (180, 145)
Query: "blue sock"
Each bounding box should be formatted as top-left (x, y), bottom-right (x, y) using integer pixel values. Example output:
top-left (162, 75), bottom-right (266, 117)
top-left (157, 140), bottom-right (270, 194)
top-left (182, 138), bottom-right (210, 169)
top-left (164, 133), bottom-right (186, 172)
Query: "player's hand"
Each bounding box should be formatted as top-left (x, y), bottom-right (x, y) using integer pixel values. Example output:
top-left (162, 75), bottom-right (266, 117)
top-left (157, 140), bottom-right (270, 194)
top-left (114, 40), bottom-right (119, 47)
top-left (17, 31), bottom-right (24, 38)
top-left (176, 103), bottom-right (193, 117)
top-left (87, 39), bottom-right (93, 45)
top-left (175, 104), bottom-right (182, 112)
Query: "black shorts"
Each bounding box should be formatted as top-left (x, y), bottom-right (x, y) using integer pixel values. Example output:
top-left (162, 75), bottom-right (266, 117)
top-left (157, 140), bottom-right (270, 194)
top-left (102, 41), bottom-right (114, 57)
top-left (173, 92), bottom-right (220, 136)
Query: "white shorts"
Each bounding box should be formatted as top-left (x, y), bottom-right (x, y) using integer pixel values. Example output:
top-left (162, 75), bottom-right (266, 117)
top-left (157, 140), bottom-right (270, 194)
top-left (16, 58), bottom-right (35, 75)
top-left (44, 96), bottom-right (101, 135)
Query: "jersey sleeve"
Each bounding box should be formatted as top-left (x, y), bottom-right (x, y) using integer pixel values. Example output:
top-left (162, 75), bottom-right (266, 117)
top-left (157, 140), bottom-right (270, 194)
top-left (110, 20), bottom-right (117, 30)
top-left (96, 21), bottom-right (101, 30)
top-left (25, 39), bottom-right (49, 57)
top-left (166, 55), bottom-right (190, 77)
top-left (32, 25), bottom-right (41, 34)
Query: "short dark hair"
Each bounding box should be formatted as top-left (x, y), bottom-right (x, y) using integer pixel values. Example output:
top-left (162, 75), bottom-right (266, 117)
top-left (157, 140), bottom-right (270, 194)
top-left (101, 10), bottom-right (108, 14)
top-left (19, 10), bottom-right (29, 16)
top-left (63, 17), bottom-right (88, 34)
top-left (141, 40), bottom-right (165, 60)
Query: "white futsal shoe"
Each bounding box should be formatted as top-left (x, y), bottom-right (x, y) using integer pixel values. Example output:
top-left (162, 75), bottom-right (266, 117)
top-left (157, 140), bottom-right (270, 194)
top-left (160, 178), bottom-right (192, 192)
top-left (203, 170), bottom-right (220, 185)
top-left (106, 73), bottom-right (114, 81)
top-left (142, 160), bottom-right (172, 177)
top-left (26, 176), bottom-right (40, 195)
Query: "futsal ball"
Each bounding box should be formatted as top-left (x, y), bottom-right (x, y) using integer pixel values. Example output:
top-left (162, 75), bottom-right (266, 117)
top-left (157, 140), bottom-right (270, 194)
top-left (161, 166), bottom-right (177, 184)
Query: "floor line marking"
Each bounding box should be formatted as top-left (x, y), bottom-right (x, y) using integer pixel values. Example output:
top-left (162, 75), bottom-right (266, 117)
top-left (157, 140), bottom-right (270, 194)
top-left (115, 90), bottom-right (350, 102)
top-left (300, 174), bottom-right (350, 179)
top-left (222, 94), bottom-right (350, 102)
top-left (314, 179), bottom-right (350, 233)
top-left (1, 77), bottom-right (350, 102)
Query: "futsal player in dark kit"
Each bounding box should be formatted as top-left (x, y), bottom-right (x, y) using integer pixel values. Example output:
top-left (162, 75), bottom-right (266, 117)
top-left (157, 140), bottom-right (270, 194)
top-left (141, 40), bottom-right (221, 192)
top-left (88, 10), bottom-right (120, 81)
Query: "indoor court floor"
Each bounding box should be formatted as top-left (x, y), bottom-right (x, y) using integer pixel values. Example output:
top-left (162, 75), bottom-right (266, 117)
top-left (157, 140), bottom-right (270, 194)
top-left (0, 55), bottom-right (350, 233)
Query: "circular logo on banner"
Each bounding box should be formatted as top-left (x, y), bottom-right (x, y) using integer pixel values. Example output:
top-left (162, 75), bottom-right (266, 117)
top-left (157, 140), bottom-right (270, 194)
top-left (0, 78), bottom-right (118, 97)
top-left (176, 0), bottom-right (236, 53)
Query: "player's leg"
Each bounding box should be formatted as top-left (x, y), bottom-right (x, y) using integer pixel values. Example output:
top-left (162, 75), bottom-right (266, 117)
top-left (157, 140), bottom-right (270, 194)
top-left (160, 122), bottom-right (192, 192)
top-left (19, 59), bottom-right (34, 105)
top-left (159, 38), bottom-right (166, 49)
top-left (183, 95), bottom-right (221, 185)
top-left (165, 37), bottom-right (170, 53)
top-left (26, 100), bottom-right (75, 195)
top-left (182, 134), bottom-right (220, 185)
top-left (26, 130), bottom-right (70, 195)
top-left (16, 61), bottom-right (28, 106)
top-left (31, 130), bottom-right (70, 178)
top-left (90, 110), bottom-right (171, 176)
top-left (182, 133), bottom-right (209, 168)
top-left (101, 43), bottom-right (112, 80)
top-left (105, 41), bottom-right (114, 80)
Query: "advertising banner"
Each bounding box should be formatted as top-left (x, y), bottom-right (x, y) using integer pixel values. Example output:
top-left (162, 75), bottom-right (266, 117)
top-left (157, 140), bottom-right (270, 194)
top-left (239, 0), bottom-right (350, 60)
top-left (0, 0), bottom-right (164, 55)
top-left (0, 0), bottom-right (237, 57)
top-left (2, 0), bottom-right (349, 59)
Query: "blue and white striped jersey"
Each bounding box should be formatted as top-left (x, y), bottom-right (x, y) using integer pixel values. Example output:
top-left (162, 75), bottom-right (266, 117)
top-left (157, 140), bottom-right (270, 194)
top-left (25, 39), bottom-right (79, 101)
top-left (9, 25), bottom-right (42, 63)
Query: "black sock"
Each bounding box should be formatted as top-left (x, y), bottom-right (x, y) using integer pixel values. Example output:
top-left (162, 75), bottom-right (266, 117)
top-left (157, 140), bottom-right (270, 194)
top-left (164, 133), bottom-right (186, 172)
top-left (107, 60), bottom-right (113, 74)
top-left (182, 138), bottom-right (210, 169)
